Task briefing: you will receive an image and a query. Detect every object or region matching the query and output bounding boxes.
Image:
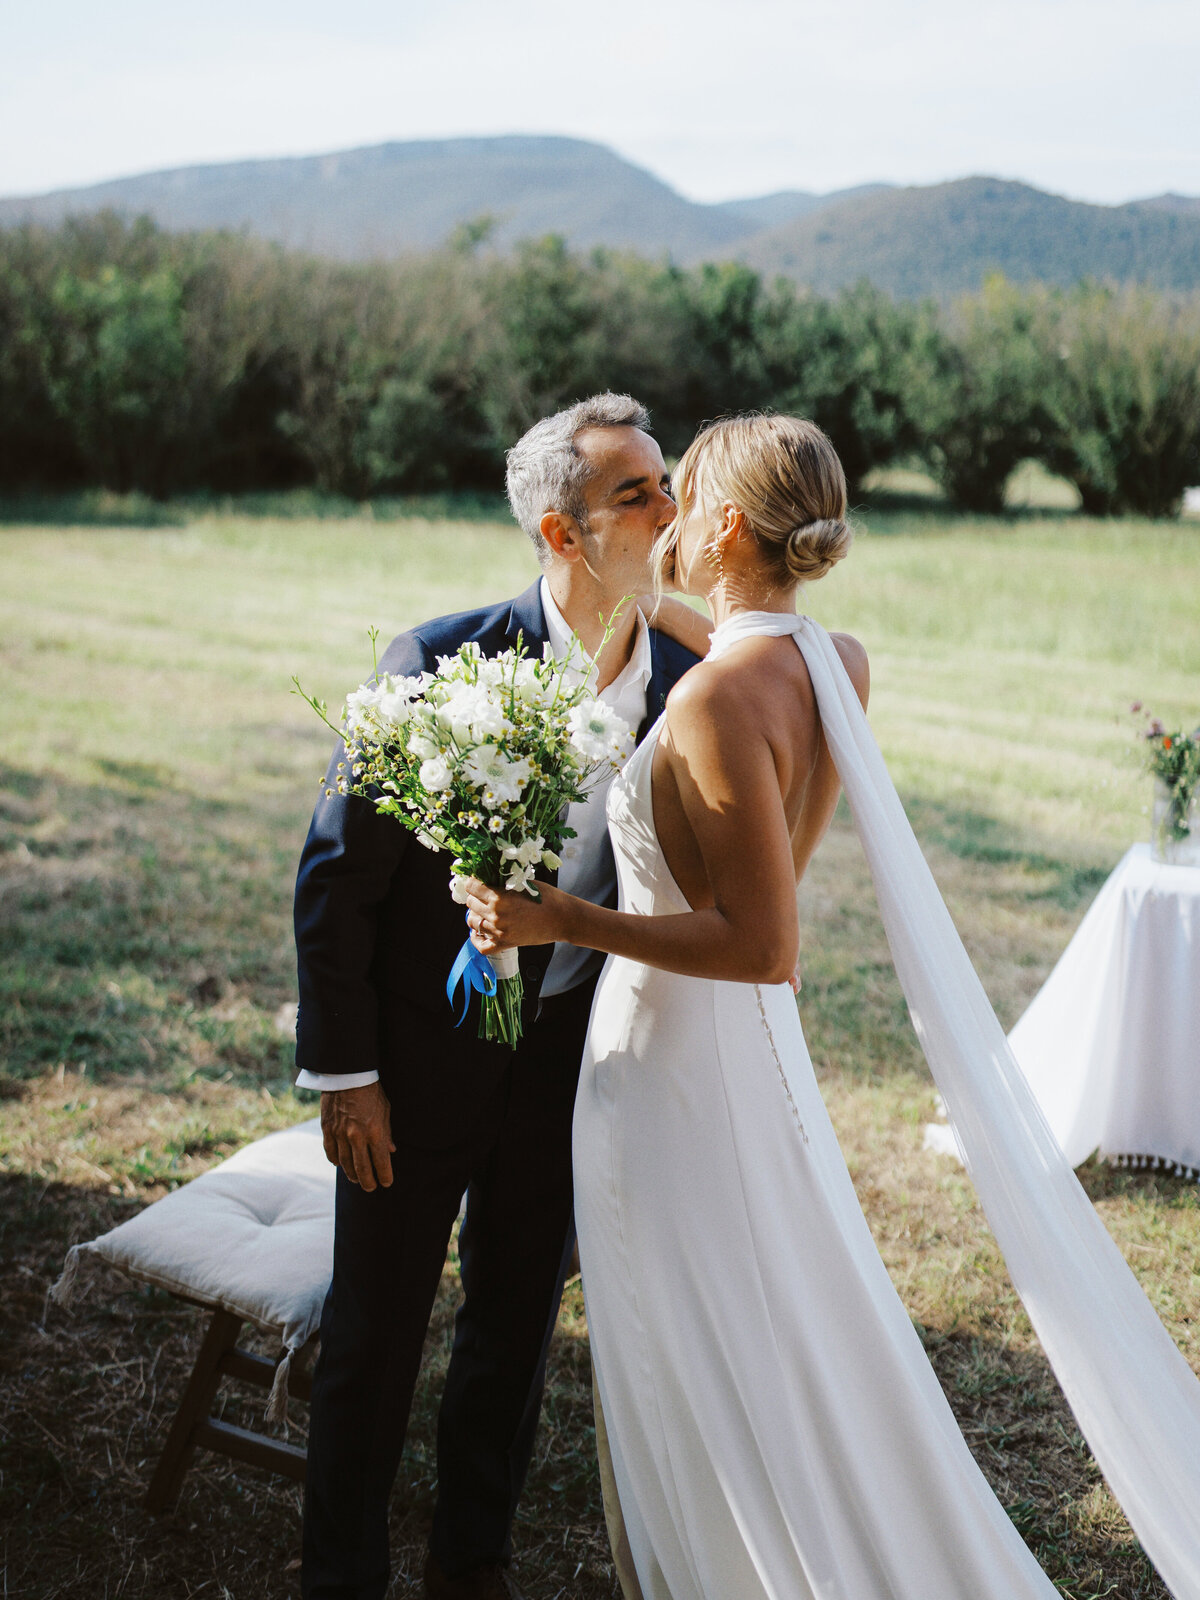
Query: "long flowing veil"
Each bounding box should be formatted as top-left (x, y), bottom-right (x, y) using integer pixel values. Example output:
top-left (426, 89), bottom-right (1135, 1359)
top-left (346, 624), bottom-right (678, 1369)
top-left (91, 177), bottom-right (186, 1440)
top-left (795, 616), bottom-right (1200, 1599)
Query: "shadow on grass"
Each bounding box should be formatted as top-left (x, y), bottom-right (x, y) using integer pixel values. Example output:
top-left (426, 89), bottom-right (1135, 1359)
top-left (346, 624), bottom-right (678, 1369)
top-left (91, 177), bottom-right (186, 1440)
top-left (0, 489), bottom-right (191, 528)
top-left (0, 487), bottom-right (514, 528)
top-left (853, 496), bottom-right (1095, 532)
top-left (0, 761), bottom-right (300, 1091)
top-left (0, 1170), bottom-right (310, 1600)
top-left (898, 793), bottom-right (1113, 910)
top-left (2, 1169), bottom-right (609, 1600)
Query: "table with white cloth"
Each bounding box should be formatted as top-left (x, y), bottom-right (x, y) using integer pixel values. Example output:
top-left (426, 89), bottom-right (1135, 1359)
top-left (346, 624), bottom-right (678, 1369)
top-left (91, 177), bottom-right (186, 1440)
top-left (1005, 843), bottom-right (1200, 1177)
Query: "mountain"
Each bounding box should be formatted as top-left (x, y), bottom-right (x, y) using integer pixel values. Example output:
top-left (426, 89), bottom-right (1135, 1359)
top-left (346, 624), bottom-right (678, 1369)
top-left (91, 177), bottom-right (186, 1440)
top-left (1133, 193), bottom-right (1200, 215)
top-left (0, 136), bottom-right (780, 261)
top-left (0, 137), bottom-right (893, 265)
top-left (710, 184), bottom-right (893, 233)
top-left (737, 176), bottom-right (1200, 297)
top-left (2, 139), bottom-right (1199, 297)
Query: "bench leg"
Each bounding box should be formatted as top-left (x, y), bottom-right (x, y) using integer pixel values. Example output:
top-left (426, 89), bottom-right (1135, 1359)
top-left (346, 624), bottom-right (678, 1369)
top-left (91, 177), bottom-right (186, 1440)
top-left (146, 1306), bottom-right (243, 1513)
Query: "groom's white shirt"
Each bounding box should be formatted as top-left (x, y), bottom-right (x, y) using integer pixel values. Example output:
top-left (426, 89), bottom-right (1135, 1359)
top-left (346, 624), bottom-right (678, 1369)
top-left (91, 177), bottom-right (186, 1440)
top-left (538, 578), bottom-right (651, 996)
top-left (295, 578), bottom-right (650, 1090)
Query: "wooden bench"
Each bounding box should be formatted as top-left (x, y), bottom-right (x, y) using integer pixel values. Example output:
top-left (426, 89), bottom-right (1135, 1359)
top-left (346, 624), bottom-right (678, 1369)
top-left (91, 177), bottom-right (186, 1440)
top-left (49, 1118), bottom-right (334, 1509)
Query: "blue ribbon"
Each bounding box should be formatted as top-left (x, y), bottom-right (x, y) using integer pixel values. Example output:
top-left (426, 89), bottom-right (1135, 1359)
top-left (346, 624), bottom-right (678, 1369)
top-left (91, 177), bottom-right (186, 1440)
top-left (446, 913), bottom-right (498, 1026)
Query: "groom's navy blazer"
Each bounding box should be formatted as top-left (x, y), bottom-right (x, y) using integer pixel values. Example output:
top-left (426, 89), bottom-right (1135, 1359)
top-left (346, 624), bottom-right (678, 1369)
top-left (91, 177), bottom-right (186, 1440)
top-left (294, 580), bottom-right (697, 1144)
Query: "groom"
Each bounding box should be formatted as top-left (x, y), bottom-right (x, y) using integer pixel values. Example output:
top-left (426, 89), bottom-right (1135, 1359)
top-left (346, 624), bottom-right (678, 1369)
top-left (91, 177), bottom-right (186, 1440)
top-left (295, 393), bottom-right (702, 1600)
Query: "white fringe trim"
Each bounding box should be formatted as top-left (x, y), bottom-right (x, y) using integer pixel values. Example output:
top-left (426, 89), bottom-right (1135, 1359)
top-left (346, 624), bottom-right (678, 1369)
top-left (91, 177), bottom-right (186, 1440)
top-left (1106, 1151), bottom-right (1198, 1181)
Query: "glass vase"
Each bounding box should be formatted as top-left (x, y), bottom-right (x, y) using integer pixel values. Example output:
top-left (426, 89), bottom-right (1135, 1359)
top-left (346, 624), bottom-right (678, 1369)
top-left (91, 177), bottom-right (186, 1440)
top-left (1151, 777), bottom-right (1200, 867)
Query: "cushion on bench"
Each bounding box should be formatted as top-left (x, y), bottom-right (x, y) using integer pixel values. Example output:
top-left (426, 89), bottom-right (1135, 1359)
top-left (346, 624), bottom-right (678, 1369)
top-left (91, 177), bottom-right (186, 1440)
top-left (49, 1117), bottom-right (335, 1418)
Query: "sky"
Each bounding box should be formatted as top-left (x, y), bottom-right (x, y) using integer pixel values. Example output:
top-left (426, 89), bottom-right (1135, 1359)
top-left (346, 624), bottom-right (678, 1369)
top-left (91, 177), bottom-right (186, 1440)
top-left (2, 0), bottom-right (1196, 206)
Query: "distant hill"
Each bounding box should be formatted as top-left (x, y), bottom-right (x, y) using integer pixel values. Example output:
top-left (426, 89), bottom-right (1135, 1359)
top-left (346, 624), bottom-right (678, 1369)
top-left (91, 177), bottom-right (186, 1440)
top-left (1134, 193), bottom-right (1200, 216)
top-left (0, 136), bottom-right (824, 262)
top-left (710, 183), bottom-right (893, 233)
top-left (2, 139), bottom-right (1199, 297)
top-left (737, 176), bottom-right (1200, 297)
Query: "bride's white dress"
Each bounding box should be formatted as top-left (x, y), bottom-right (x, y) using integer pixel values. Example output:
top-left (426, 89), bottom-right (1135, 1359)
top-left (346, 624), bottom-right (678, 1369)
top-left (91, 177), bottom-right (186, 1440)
top-left (573, 612), bottom-right (1200, 1600)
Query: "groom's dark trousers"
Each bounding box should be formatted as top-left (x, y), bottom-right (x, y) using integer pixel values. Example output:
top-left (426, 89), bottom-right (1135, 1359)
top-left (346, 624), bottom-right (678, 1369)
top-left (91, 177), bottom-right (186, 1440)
top-left (296, 581), bottom-right (696, 1600)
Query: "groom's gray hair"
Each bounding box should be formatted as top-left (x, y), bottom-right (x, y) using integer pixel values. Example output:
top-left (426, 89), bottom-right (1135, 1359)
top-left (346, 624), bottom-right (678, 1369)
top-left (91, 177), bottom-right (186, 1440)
top-left (506, 393), bottom-right (651, 566)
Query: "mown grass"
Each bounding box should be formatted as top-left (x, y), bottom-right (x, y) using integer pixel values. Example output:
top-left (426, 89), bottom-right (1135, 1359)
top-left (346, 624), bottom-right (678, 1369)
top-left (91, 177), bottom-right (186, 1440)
top-left (1, 490), bottom-right (1198, 1599)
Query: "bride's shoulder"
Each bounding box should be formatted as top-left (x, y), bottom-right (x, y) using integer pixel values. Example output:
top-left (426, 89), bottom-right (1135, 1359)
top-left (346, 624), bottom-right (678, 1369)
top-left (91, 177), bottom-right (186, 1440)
top-left (828, 630), bottom-right (870, 709)
top-left (661, 652), bottom-right (752, 740)
top-left (663, 639), bottom-right (801, 737)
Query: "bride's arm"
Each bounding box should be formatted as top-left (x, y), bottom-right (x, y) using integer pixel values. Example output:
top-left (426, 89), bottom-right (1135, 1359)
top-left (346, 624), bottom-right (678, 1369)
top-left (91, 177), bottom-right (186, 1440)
top-left (463, 669), bottom-right (803, 985)
top-left (638, 593), bottom-right (713, 657)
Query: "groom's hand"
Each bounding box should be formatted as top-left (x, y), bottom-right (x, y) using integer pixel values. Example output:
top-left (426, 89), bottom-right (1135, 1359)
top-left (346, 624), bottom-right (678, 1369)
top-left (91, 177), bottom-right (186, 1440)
top-left (320, 1081), bottom-right (396, 1191)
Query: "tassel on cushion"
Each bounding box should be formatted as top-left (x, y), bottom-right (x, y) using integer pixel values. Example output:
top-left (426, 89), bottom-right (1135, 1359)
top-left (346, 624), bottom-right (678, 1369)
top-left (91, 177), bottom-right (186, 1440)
top-left (43, 1243), bottom-right (86, 1322)
top-left (266, 1347), bottom-right (294, 1429)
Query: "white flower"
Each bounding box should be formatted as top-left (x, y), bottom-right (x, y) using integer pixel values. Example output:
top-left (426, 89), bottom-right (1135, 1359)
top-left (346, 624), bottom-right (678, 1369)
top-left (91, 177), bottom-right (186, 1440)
top-left (380, 671), bottom-right (425, 699)
top-left (406, 727), bottom-right (442, 761)
top-left (512, 658), bottom-right (547, 705)
top-left (449, 873), bottom-right (470, 904)
top-left (541, 848), bottom-right (562, 870)
top-left (375, 687), bottom-right (413, 730)
top-left (344, 683), bottom-right (386, 738)
top-left (504, 862), bottom-right (537, 894)
top-left (501, 834), bottom-right (546, 869)
top-left (418, 755), bottom-right (454, 794)
top-left (436, 680), bottom-right (510, 744)
top-left (567, 699), bottom-right (633, 764)
top-left (463, 747), bottom-right (531, 807)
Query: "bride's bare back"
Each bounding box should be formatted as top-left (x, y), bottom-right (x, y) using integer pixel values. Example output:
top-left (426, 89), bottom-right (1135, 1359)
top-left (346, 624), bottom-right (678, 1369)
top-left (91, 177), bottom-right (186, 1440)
top-left (462, 625), bottom-right (871, 988)
top-left (652, 630), bottom-right (870, 914)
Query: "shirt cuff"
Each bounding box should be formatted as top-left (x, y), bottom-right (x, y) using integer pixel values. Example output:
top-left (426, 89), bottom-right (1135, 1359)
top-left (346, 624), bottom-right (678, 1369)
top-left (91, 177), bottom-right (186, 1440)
top-left (295, 1069), bottom-right (380, 1092)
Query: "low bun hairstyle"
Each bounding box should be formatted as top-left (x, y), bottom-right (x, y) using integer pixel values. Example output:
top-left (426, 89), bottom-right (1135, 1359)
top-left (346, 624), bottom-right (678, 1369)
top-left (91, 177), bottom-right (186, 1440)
top-left (784, 516), bottom-right (853, 583)
top-left (659, 413), bottom-right (852, 592)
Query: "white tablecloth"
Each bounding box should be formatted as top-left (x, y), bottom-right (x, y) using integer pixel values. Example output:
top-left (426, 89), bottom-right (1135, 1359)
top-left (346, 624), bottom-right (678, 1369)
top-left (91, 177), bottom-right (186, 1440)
top-left (1005, 844), bottom-right (1200, 1175)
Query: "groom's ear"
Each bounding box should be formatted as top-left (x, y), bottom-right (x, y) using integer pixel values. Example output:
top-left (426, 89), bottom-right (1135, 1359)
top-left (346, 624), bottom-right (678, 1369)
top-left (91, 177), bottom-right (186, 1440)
top-left (539, 510), bottom-right (585, 562)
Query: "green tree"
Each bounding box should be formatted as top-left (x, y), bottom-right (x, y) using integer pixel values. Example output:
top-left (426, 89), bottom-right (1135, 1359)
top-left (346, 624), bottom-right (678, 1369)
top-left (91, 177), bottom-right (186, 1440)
top-left (0, 225), bottom-right (82, 487)
top-left (917, 278), bottom-right (1049, 512)
top-left (1035, 284), bottom-right (1200, 517)
top-left (477, 236), bottom-right (611, 450)
top-left (771, 283), bottom-right (931, 499)
top-left (39, 261), bottom-right (189, 493)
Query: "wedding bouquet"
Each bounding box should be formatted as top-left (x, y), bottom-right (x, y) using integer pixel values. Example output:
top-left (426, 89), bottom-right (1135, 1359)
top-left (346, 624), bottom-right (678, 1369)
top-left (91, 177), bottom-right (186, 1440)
top-left (295, 630), bottom-right (633, 1044)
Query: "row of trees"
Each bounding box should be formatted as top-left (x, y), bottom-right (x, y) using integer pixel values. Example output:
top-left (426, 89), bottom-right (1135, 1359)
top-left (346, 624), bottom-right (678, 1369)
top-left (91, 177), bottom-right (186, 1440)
top-left (2, 214), bottom-right (1199, 517)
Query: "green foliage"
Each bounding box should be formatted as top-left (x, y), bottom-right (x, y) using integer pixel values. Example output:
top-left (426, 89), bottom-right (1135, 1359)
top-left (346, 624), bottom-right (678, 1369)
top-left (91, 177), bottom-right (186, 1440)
top-left (775, 282), bottom-right (933, 498)
top-left (1034, 285), bottom-right (1200, 517)
top-left (916, 278), bottom-right (1051, 512)
top-left (42, 263), bottom-right (188, 493)
top-left (2, 216), bottom-right (1200, 517)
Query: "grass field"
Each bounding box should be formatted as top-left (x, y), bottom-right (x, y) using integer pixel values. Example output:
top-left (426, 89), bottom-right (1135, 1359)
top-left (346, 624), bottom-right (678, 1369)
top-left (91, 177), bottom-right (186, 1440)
top-left (2, 488), bottom-right (1199, 1599)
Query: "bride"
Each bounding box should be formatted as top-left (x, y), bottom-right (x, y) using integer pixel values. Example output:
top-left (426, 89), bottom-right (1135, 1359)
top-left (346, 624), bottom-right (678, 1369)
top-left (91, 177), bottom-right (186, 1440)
top-left (462, 415), bottom-right (1200, 1599)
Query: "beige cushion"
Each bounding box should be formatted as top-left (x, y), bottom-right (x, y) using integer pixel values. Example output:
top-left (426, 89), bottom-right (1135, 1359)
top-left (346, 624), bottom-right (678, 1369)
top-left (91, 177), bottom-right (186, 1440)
top-left (57, 1118), bottom-right (334, 1359)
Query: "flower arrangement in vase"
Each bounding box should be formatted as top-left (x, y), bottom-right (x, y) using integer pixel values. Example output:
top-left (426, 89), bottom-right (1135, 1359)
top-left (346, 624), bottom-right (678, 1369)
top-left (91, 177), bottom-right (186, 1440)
top-left (1131, 704), bottom-right (1200, 866)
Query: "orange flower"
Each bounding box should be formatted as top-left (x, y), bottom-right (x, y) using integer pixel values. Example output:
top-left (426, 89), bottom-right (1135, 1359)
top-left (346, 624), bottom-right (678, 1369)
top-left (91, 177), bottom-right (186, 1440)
top-left (1163, 736), bottom-right (1174, 750)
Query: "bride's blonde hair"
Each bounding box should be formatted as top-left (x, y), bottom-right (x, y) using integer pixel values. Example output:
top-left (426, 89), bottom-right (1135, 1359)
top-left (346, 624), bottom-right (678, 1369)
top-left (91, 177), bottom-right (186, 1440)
top-left (656, 413), bottom-right (852, 592)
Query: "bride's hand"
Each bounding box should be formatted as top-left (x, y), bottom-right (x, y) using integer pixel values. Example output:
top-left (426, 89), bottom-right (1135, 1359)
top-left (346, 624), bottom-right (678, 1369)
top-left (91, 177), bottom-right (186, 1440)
top-left (460, 877), bottom-right (570, 952)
